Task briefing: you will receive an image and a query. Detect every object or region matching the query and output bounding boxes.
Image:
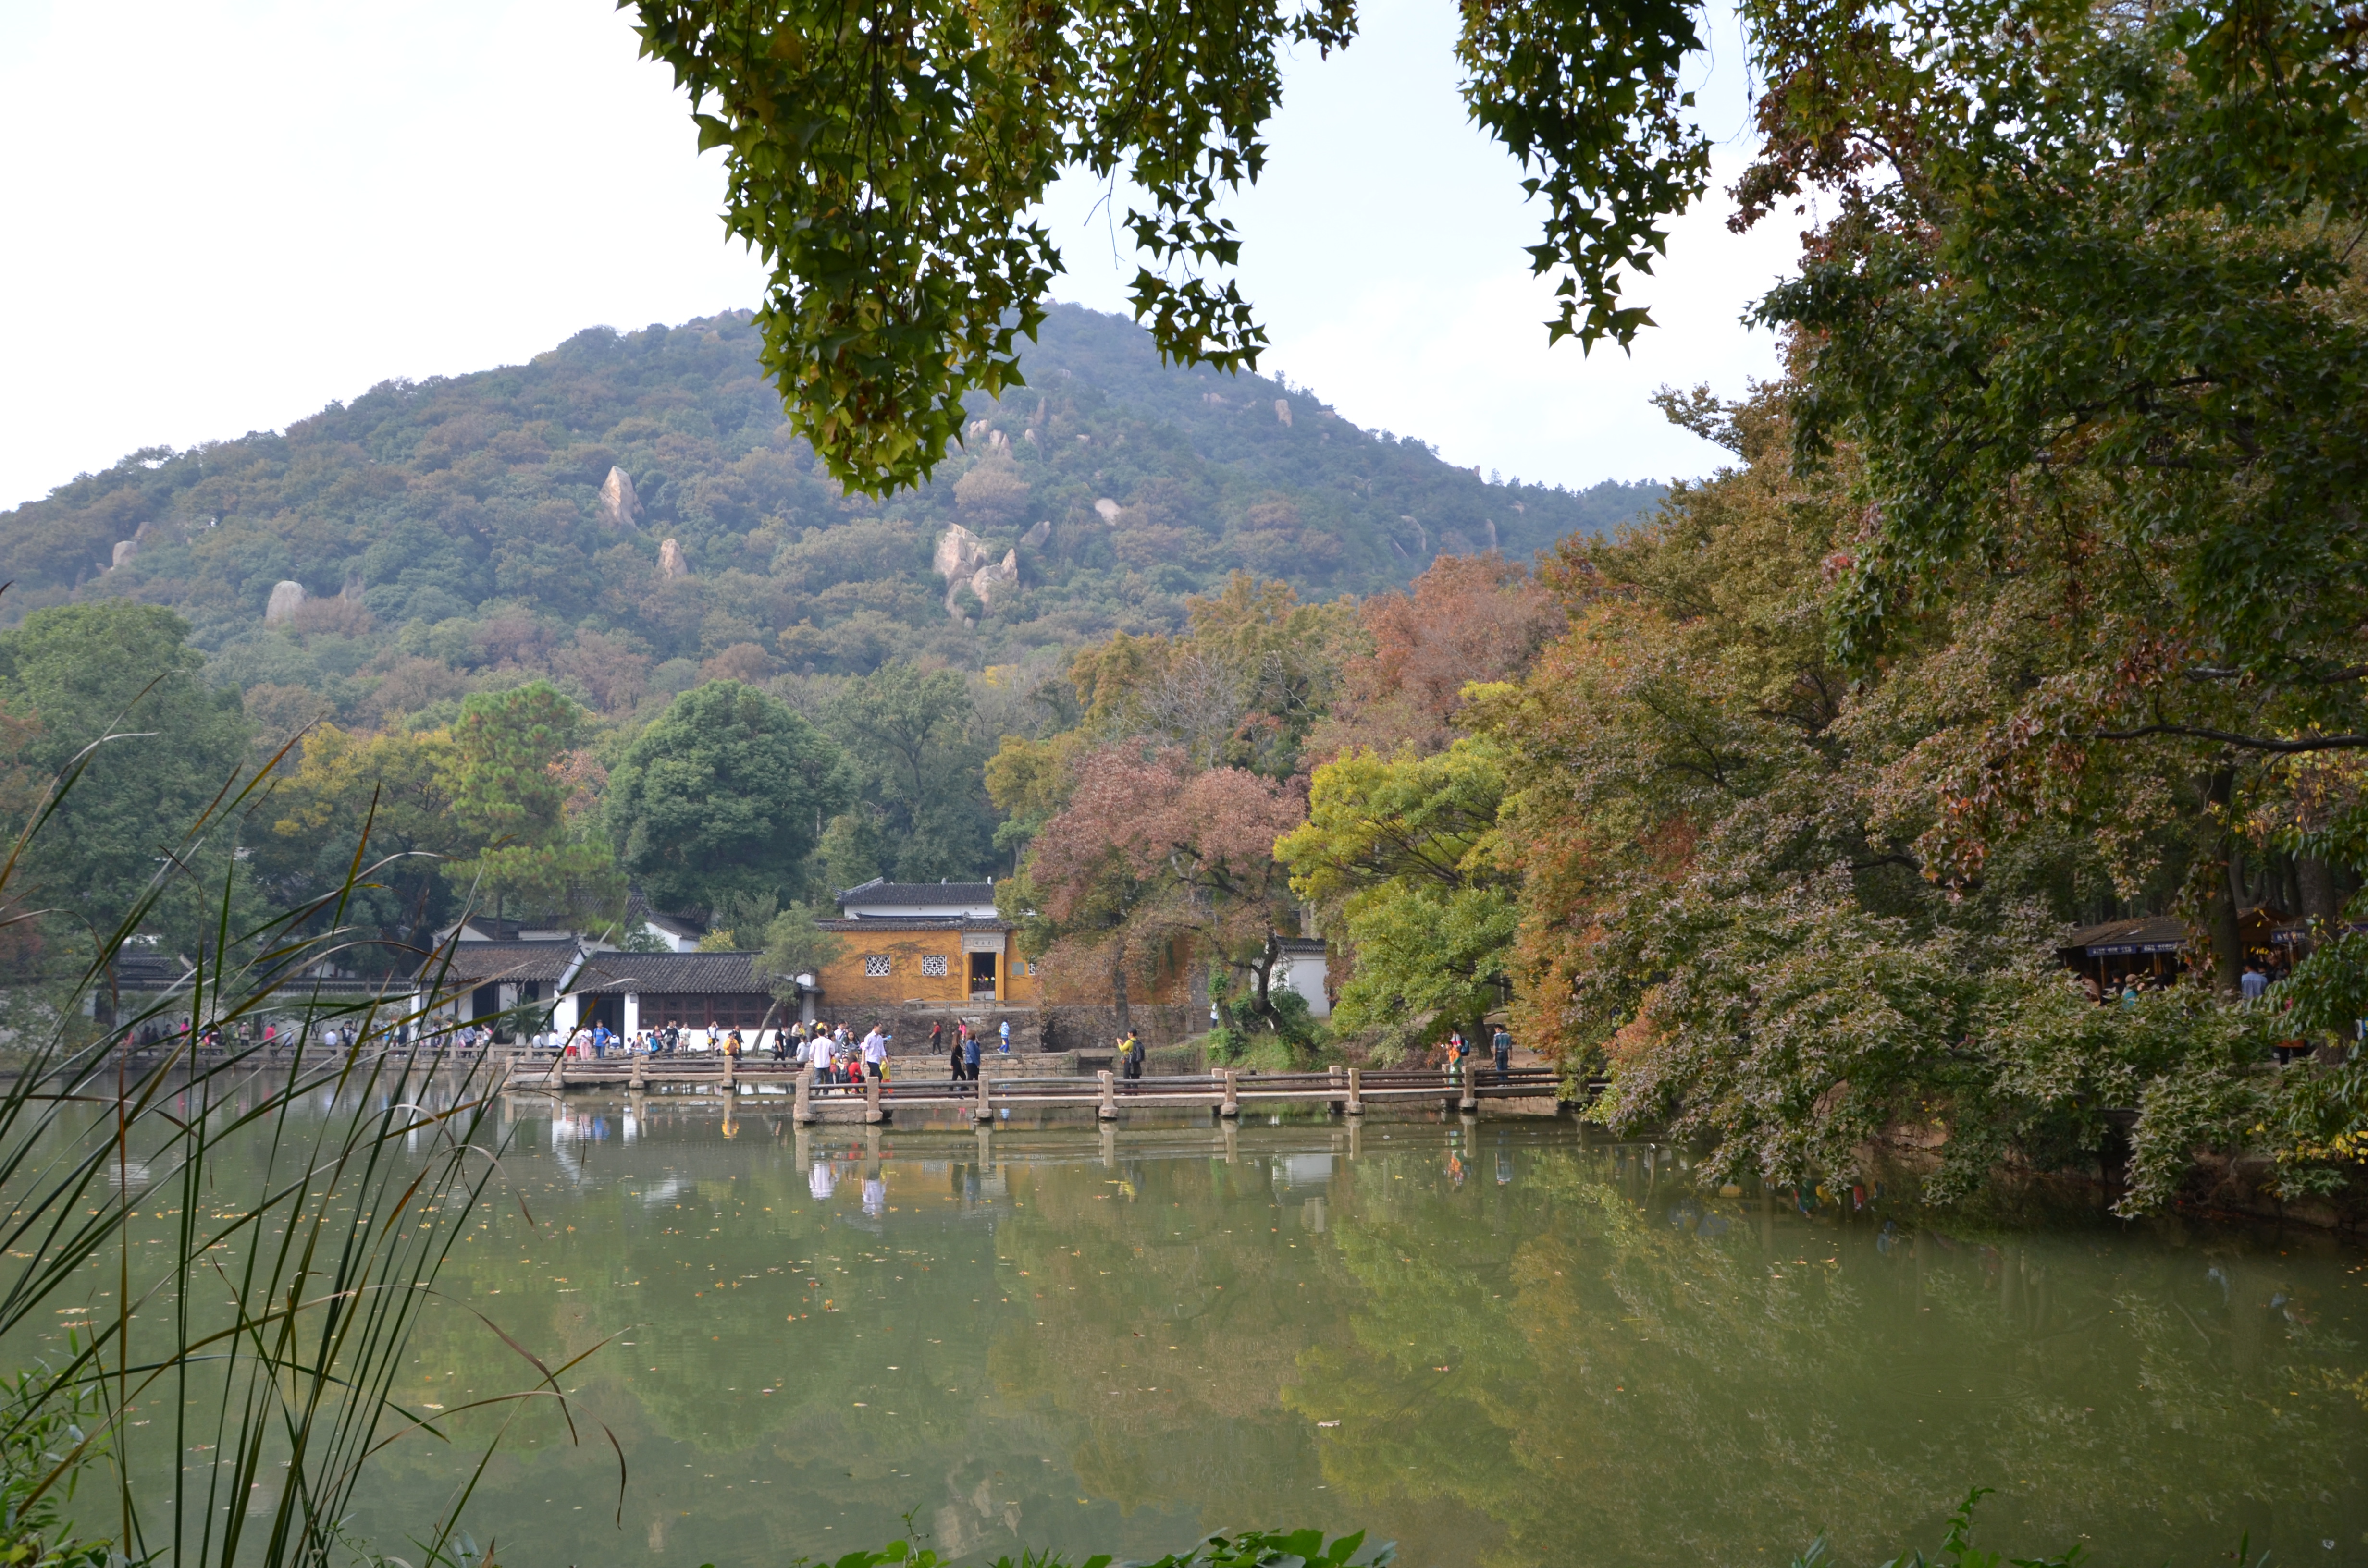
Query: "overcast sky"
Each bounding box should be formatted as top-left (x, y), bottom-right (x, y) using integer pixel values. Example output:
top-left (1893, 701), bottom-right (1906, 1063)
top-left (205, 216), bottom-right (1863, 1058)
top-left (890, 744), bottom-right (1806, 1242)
top-left (0, 0), bottom-right (1798, 514)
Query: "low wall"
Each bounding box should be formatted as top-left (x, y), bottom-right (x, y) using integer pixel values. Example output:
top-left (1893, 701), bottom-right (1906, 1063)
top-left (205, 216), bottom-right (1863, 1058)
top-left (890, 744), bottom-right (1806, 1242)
top-left (1034, 1004), bottom-right (1197, 1055)
top-left (840, 1002), bottom-right (1200, 1057)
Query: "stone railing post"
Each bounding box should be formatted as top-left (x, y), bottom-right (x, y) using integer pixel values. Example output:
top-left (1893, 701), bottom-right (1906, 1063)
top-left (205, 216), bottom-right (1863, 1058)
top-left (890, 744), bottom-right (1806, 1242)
top-left (1344, 1067), bottom-right (1364, 1117)
top-left (1219, 1069), bottom-right (1240, 1119)
top-left (1098, 1069), bottom-right (1118, 1121)
top-left (794, 1066), bottom-right (817, 1125)
top-left (864, 1071), bottom-right (885, 1125)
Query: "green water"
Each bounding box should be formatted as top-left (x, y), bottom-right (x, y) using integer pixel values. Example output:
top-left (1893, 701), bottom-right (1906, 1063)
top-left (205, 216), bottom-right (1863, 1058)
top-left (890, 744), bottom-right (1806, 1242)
top-left (67, 1091), bottom-right (2368, 1567)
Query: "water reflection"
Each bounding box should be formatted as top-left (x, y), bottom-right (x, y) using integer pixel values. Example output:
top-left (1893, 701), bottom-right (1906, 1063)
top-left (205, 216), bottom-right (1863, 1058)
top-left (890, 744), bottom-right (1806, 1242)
top-left (67, 1089), bottom-right (2366, 1568)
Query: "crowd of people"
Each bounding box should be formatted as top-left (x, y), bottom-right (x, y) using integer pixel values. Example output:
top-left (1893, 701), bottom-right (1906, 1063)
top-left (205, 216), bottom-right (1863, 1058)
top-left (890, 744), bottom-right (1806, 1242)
top-left (531, 1016), bottom-right (1026, 1081)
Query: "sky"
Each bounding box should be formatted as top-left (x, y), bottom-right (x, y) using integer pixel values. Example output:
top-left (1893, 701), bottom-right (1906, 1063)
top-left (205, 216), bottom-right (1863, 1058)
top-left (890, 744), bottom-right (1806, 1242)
top-left (0, 0), bottom-right (1799, 515)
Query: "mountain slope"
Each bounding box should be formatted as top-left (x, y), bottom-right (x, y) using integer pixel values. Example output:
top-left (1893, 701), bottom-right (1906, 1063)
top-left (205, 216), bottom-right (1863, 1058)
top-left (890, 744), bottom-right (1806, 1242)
top-left (0, 305), bottom-right (1662, 725)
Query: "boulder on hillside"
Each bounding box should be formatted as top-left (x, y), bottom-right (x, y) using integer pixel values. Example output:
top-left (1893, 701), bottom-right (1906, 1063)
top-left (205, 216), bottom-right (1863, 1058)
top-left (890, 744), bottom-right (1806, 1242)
top-left (658, 538), bottom-right (691, 580)
top-left (1020, 519), bottom-right (1051, 550)
top-left (110, 540), bottom-right (136, 569)
top-left (933, 523), bottom-right (990, 583)
top-left (970, 549), bottom-right (1020, 611)
top-left (935, 524), bottom-right (996, 620)
top-left (1093, 498), bottom-right (1120, 522)
top-left (264, 580), bottom-right (307, 624)
top-left (1274, 398), bottom-right (1293, 427)
top-left (599, 467), bottom-right (641, 528)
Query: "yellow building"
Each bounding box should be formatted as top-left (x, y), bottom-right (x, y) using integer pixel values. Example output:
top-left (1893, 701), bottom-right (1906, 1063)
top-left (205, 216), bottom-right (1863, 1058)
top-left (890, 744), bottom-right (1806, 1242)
top-left (811, 879), bottom-right (1036, 1010)
top-left (810, 880), bottom-right (1209, 1036)
top-left (810, 918), bottom-right (1040, 1009)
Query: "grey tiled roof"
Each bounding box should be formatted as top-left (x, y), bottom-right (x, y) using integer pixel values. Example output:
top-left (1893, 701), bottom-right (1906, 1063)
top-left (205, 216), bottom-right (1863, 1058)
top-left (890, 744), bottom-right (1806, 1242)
top-left (416, 941), bottom-right (584, 985)
top-left (815, 918), bottom-right (1011, 932)
top-left (573, 950), bottom-right (771, 995)
top-left (838, 878), bottom-right (998, 908)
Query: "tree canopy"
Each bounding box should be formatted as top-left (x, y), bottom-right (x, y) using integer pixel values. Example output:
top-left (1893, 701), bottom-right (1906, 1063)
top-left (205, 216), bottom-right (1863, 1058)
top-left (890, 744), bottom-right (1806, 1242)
top-left (626, 0), bottom-right (1706, 491)
top-left (0, 601), bottom-right (249, 964)
top-left (605, 679), bottom-right (856, 915)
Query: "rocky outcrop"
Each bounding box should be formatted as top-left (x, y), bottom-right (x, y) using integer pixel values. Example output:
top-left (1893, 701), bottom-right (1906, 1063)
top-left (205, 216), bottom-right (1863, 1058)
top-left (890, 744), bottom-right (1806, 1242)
top-left (110, 540), bottom-right (136, 569)
top-left (1020, 519), bottom-right (1051, 550)
top-left (970, 548), bottom-right (1019, 611)
top-left (599, 467), bottom-right (641, 528)
top-left (934, 523), bottom-right (991, 584)
top-left (934, 525), bottom-right (993, 619)
top-left (658, 538), bottom-right (690, 580)
top-left (264, 581), bottom-right (307, 624)
top-left (1093, 498), bottom-right (1121, 522)
top-left (1274, 398), bottom-right (1293, 427)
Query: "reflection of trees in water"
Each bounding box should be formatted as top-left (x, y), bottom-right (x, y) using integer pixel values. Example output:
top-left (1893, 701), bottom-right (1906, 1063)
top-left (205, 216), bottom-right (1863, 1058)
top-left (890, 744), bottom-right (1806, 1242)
top-left (988, 1149), bottom-right (1351, 1530)
top-left (1285, 1150), bottom-right (2368, 1568)
top-left (321, 1122), bottom-right (2366, 1567)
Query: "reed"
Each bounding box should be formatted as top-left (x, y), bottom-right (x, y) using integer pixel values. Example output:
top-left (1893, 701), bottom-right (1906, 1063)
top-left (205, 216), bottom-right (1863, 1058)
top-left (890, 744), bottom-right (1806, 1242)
top-left (0, 736), bottom-right (607, 1567)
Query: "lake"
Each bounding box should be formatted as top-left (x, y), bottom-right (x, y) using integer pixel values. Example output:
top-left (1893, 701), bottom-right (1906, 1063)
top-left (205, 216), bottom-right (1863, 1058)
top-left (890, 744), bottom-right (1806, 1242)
top-left (68, 1088), bottom-right (2368, 1566)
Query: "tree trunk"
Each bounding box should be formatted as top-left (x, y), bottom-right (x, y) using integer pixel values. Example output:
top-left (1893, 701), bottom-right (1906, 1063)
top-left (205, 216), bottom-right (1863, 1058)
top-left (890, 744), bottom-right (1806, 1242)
top-left (2299, 854), bottom-right (2342, 924)
top-left (1250, 931), bottom-right (1281, 1028)
top-left (2206, 766), bottom-right (2244, 996)
top-left (1110, 942), bottom-right (1132, 1035)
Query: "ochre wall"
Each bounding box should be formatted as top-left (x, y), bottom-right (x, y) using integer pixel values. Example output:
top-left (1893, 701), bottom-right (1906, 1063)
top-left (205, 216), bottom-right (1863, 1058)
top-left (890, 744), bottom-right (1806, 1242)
top-left (814, 927), bottom-right (1042, 1012)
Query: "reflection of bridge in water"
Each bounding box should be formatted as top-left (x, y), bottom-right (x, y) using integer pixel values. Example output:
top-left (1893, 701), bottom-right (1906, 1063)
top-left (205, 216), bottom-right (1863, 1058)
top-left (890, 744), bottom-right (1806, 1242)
top-left (504, 1058), bottom-right (1590, 1124)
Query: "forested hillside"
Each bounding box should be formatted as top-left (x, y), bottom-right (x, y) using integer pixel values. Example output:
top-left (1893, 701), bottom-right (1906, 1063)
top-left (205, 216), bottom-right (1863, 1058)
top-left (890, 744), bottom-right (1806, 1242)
top-left (0, 304), bottom-right (1655, 733)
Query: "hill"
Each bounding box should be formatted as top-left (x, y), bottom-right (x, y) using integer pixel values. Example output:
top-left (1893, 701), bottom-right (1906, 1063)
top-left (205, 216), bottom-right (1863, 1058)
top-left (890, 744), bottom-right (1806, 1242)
top-left (0, 305), bottom-right (1661, 728)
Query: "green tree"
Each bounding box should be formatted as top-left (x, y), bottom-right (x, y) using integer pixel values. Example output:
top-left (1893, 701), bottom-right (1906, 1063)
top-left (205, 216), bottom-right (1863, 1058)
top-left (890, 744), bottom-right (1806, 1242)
top-left (441, 681), bottom-right (581, 846)
top-left (455, 836), bottom-right (627, 935)
top-left (625, 0), bottom-right (1707, 490)
top-left (0, 601), bottom-right (250, 964)
top-left (606, 680), bottom-right (855, 915)
top-left (825, 662), bottom-right (996, 880)
top-left (1746, 0), bottom-right (2368, 997)
top-left (817, 808), bottom-right (886, 894)
top-left (1275, 738), bottom-right (1518, 1057)
top-left (430, 680), bottom-right (632, 927)
top-left (252, 724), bottom-right (470, 970)
top-left (758, 902), bottom-right (847, 998)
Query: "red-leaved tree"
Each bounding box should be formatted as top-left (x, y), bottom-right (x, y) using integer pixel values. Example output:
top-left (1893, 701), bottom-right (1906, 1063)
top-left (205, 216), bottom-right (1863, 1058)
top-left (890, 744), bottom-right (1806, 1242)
top-left (1009, 743), bottom-right (1306, 1031)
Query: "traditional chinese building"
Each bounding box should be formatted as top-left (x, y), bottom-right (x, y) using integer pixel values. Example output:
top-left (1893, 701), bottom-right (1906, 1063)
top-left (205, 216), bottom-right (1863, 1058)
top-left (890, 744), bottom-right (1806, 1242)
top-left (811, 879), bottom-right (1040, 1009)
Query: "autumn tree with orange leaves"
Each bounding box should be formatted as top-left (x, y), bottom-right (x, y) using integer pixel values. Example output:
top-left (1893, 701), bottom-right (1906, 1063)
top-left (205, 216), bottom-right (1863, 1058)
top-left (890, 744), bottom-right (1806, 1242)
top-left (1001, 742), bottom-right (1305, 1038)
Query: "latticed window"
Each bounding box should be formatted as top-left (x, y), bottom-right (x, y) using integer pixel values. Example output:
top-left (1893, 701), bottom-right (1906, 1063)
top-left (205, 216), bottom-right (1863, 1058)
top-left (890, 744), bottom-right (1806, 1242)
top-left (920, 955), bottom-right (948, 977)
top-left (864, 955), bottom-right (892, 977)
